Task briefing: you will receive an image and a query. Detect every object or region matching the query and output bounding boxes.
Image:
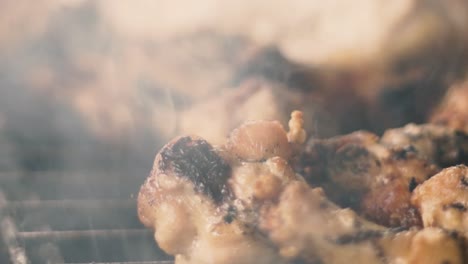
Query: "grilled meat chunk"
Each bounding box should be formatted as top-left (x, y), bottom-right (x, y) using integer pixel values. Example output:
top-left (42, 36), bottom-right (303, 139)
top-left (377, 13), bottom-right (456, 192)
top-left (381, 123), bottom-right (468, 167)
top-left (138, 112), bottom-right (467, 263)
top-left (138, 135), bottom-right (288, 264)
top-left (298, 129), bottom-right (439, 228)
top-left (298, 123), bottom-right (468, 228)
top-left (412, 165), bottom-right (468, 233)
top-left (138, 112), bottom-right (305, 264)
top-left (262, 180), bottom-right (464, 264)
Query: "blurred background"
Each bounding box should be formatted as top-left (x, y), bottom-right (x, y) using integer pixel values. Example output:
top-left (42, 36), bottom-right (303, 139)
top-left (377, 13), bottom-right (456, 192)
top-left (1, 0), bottom-right (468, 263)
top-left (1, 0), bottom-right (468, 172)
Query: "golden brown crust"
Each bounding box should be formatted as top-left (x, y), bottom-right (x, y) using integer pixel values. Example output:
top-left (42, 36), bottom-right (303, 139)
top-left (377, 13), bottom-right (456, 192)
top-left (361, 176), bottom-right (422, 227)
top-left (138, 113), bottom-right (467, 264)
top-left (226, 120), bottom-right (291, 161)
top-left (381, 123), bottom-right (468, 167)
top-left (412, 165), bottom-right (468, 233)
top-left (298, 128), bottom-right (439, 228)
top-left (138, 135), bottom-right (289, 264)
top-left (261, 181), bottom-right (464, 264)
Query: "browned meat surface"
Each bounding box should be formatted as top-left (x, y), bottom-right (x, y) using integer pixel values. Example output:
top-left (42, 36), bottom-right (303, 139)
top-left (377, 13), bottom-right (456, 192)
top-left (381, 123), bottom-right (468, 167)
top-left (138, 135), bottom-right (288, 264)
top-left (298, 129), bottom-right (440, 228)
top-left (299, 123), bottom-right (468, 228)
top-left (138, 112), bottom-right (467, 263)
top-left (412, 165), bottom-right (468, 233)
top-left (262, 180), bottom-right (464, 264)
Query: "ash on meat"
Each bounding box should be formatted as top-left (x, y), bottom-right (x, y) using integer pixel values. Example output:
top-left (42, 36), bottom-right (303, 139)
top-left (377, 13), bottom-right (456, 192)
top-left (159, 136), bottom-right (231, 203)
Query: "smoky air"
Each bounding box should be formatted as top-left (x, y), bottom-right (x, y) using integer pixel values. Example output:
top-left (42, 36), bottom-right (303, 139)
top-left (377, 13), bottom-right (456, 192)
top-left (0, 1), bottom-right (468, 263)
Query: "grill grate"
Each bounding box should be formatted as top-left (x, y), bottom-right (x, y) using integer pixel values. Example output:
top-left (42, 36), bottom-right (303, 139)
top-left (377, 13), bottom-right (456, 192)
top-left (0, 171), bottom-right (174, 264)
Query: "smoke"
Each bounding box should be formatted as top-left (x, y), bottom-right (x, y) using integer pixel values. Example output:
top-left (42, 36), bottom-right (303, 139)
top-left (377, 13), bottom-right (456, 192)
top-left (0, 0), bottom-right (252, 172)
top-left (0, 0), bottom-right (468, 172)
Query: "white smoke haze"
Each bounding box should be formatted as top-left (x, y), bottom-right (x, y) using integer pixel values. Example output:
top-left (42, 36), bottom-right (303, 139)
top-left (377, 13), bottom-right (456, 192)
top-left (97, 0), bottom-right (468, 65)
top-left (0, 0), bottom-right (467, 172)
top-left (0, 3), bottom-right (467, 263)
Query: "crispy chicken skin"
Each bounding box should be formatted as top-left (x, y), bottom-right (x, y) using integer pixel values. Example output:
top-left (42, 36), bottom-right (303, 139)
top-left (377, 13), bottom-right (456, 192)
top-left (138, 112), bottom-right (466, 264)
top-left (381, 123), bottom-right (468, 167)
top-left (412, 165), bottom-right (468, 233)
top-left (262, 180), bottom-right (464, 264)
top-left (137, 135), bottom-right (288, 264)
top-left (298, 130), bottom-right (439, 228)
top-left (297, 123), bottom-right (468, 228)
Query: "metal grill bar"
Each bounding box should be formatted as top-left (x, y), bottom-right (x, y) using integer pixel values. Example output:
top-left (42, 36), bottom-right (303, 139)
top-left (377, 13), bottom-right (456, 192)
top-left (0, 171), bottom-right (143, 181)
top-left (1, 199), bottom-right (135, 210)
top-left (0, 171), bottom-right (145, 200)
top-left (0, 171), bottom-right (172, 263)
top-left (17, 229), bottom-right (151, 241)
top-left (16, 227), bottom-right (171, 263)
top-left (3, 198), bottom-right (140, 231)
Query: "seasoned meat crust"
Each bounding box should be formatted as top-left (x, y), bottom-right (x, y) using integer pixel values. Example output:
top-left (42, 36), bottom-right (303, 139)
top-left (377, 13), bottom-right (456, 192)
top-left (138, 112), bottom-right (467, 264)
top-left (298, 131), bottom-right (436, 228)
top-left (138, 135), bottom-right (287, 264)
top-left (381, 123), bottom-right (468, 167)
top-left (412, 165), bottom-right (468, 233)
top-left (262, 181), bottom-right (464, 264)
top-left (298, 123), bottom-right (468, 228)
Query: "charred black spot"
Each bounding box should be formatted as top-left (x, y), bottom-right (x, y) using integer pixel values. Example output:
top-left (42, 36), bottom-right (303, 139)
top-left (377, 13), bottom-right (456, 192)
top-left (334, 230), bottom-right (383, 245)
top-left (443, 203), bottom-right (467, 212)
top-left (296, 142), bottom-right (329, 184)
top-left (159, 136), bottom-right (231, 203)
top-left (334, 145), bottom-right (372, 174)
top-left (223, 205), bottom-right (237, 224)
top-left (223, 214), bottom-right (234, 224)
top-left (461, 175), bottom-right (468, 187)
top-left (455, 131), bottom-right (468, 164)
top-left (394, 145), bottom-right (417, 160)
top-left (372, 243), bottom-right (387, 263)
top-left (443, 229), bottom-right (461, 241)
top-left (408, 177), bottom-right (418, 192)
top-left (375, 159), bottom-right (382, 167)
top-left (455, 130), bottom-right (468, 139)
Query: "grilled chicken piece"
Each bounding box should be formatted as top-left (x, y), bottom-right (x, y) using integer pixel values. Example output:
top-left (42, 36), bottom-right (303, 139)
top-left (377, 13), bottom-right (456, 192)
top-left (300, 123), bottom-right (468, 227)
top-left (138, 112), bottom-right (306, 264)
top-left (138, 112), bottom-right (466, 263)
top-left (381, 123), bottom-right (468, 167)
top-left (298, 130), bottom-right (439, 228)
top-left (262, 180), bottom-right (464, 264)
top-left (138, 135), bottom-right (288, 264)
top-left (412, 165), bottom-right (468, 233)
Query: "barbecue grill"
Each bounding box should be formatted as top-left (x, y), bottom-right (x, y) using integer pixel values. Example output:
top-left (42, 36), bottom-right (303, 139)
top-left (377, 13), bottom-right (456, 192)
top-left (0, 170), bottom-right (174, 264)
